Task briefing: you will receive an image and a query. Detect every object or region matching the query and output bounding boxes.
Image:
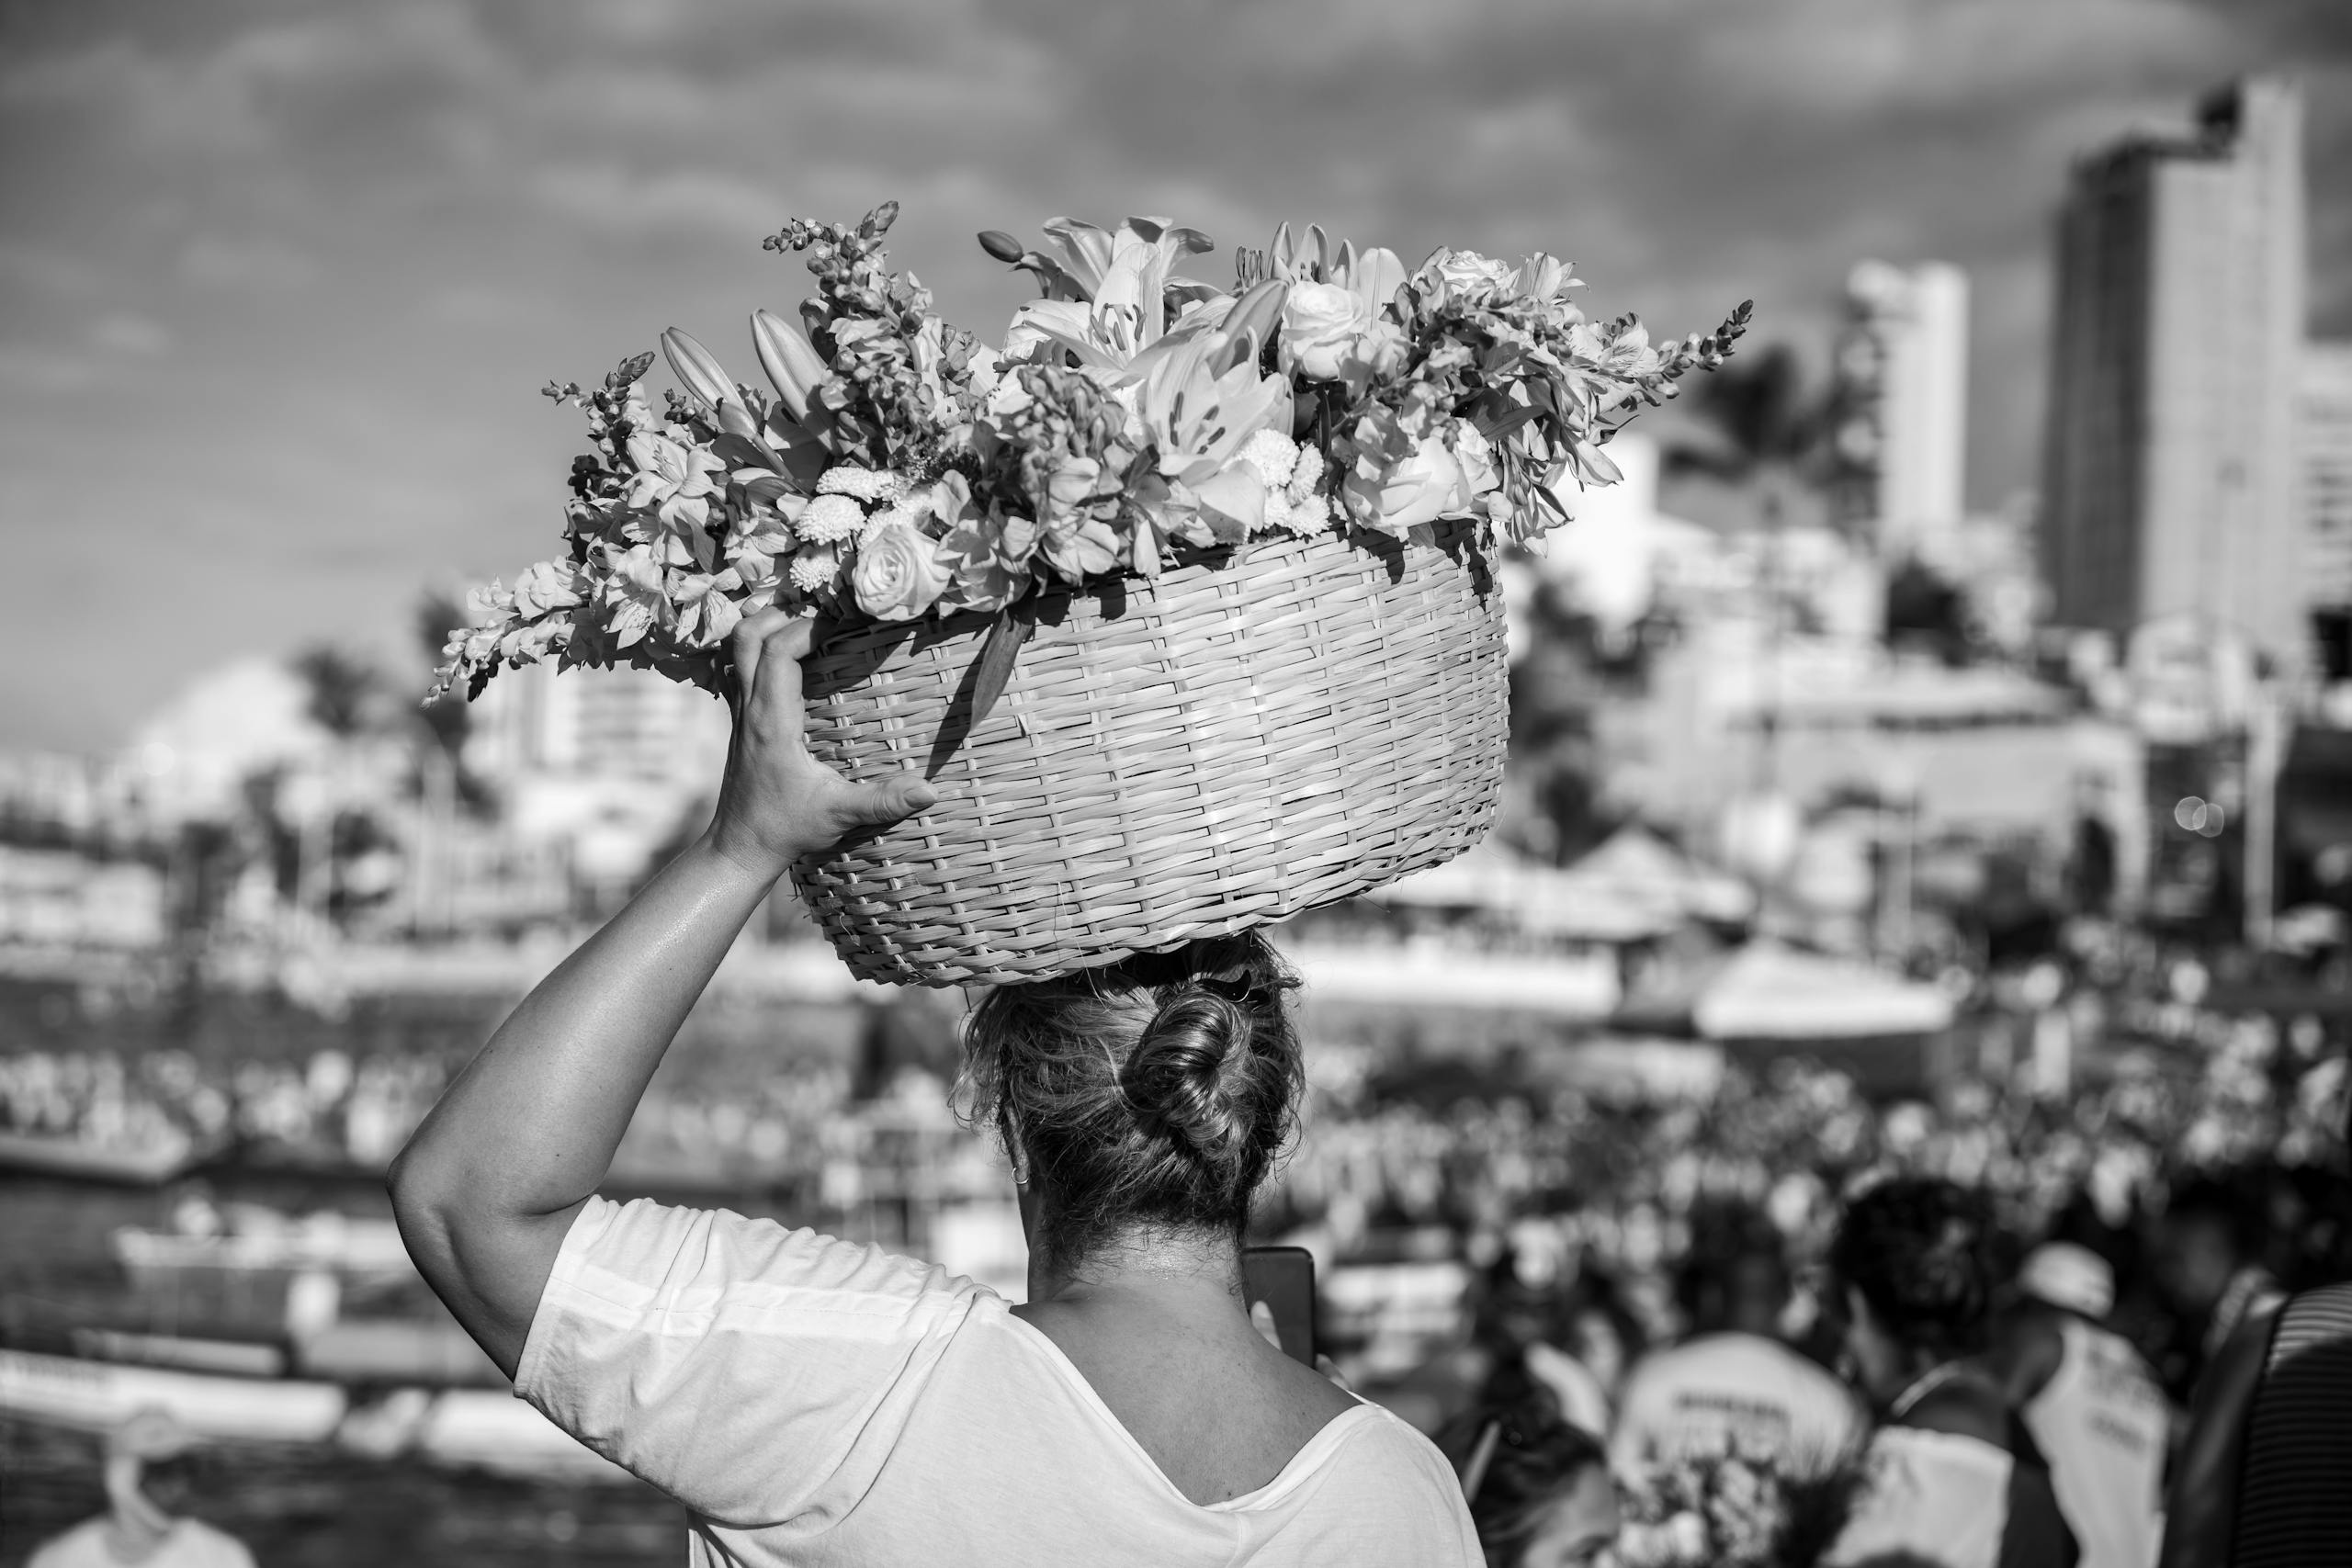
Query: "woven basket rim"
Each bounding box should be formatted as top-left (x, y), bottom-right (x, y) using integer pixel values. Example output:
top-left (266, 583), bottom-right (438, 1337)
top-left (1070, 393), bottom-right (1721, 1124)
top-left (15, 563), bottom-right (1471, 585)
top-left (791, 521), bottom-right (1507, 987)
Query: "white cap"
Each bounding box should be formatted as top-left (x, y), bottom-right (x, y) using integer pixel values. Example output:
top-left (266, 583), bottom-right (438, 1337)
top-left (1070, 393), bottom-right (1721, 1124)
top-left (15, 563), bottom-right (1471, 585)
top-left (2019, 1242), bottom-right (2114, 1319)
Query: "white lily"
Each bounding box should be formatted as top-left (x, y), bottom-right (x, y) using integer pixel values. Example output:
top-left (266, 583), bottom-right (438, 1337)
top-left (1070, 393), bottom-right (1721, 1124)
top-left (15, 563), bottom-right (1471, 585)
top-left (1003, 217), bottom-right (1227, 378)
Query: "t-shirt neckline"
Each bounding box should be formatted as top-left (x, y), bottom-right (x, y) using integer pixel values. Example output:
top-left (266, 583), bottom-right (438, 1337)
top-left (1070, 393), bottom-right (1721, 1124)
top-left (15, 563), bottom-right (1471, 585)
top-left (991, 1300), bottom-right (1380, 1513)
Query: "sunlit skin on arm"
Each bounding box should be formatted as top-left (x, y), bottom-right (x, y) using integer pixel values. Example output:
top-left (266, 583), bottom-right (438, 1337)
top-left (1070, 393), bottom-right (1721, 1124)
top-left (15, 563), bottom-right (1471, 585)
top-left (385, 613), bottom-right (936, 1377)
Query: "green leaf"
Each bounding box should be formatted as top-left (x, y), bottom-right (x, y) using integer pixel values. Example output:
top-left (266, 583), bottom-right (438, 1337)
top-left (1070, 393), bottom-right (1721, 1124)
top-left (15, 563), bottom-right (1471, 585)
top-left (1476, 402), bottom-right (1549, 443)
top-left (968, 604), bottom-right (1035, 732)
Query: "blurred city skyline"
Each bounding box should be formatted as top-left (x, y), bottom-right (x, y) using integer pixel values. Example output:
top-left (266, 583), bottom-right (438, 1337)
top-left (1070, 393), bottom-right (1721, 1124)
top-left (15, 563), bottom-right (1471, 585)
top-left (2, 0), bottom-right (2348, 751)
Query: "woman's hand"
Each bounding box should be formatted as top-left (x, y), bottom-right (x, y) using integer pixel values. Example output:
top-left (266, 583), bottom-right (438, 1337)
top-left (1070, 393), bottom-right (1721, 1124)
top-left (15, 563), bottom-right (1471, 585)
top-left (390, 610), bottom-right (935, 1379)
top-left (705, 611), bottom-right (939, 882)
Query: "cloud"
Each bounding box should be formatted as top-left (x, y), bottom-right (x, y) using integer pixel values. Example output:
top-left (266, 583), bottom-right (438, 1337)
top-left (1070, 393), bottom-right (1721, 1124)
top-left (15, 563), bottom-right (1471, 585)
top-left (531, 162), bottom-right (786, 238)
top-left (414, 282), bottom-right (552, 327)
top-left (89, 312), bottom-right (171, 356)
top-left (0, 0), bottom-right (2343, 751)
top-left (180, 233), bottom-right (321, 291)
top-left (0, 344), bottom-right (106, 392)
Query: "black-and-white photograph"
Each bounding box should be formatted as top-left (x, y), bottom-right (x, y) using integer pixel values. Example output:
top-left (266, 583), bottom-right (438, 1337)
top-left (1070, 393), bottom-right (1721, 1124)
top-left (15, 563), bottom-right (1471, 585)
top-left (2, 3), bottom-right (2348, 1564)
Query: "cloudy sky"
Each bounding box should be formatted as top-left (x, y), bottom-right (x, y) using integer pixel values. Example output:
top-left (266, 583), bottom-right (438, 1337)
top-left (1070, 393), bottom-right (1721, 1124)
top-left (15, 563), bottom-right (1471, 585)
top-left (2, 0), bottom-right (2346, 751)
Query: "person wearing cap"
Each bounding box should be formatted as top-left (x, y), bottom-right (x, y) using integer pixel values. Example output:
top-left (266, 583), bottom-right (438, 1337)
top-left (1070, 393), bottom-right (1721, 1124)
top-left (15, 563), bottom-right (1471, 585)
top-left (27, 1408), bottom-right (255, 1568)
top-left (1987, 1242), bottom-right (2168, 1568)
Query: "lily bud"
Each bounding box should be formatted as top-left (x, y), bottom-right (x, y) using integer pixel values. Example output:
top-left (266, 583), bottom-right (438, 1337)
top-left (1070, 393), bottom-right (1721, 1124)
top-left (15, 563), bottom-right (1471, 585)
top-left (1221, 280), bottom-right (1287, 370)
top-left (716, 400), bottom-right (768, 446)
top-left (661, 329), bottom-right (737, 412)
top-left (1270, 221), bottom-right (1296, 280)
top-left (977, 230), bottom-right (1027, 265)
top-left (752, 309), bottom-right (827, 423)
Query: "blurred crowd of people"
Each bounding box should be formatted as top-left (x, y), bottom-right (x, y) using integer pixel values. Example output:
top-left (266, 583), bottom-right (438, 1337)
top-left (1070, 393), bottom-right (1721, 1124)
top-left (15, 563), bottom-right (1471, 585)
top-left (0, 1038), bottom-right (989, 1197)
top-left (6, 921), bottom-right (2349, 1564)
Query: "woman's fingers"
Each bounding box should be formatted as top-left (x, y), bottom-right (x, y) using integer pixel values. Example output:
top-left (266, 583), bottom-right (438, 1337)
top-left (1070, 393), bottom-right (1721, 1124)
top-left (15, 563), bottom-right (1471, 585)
top-left (831, 774), bottom-right (938, 832)
top-left (755, 617), bottom-right (816, 698)
top-left (729, 609), bottom-right (797, 694)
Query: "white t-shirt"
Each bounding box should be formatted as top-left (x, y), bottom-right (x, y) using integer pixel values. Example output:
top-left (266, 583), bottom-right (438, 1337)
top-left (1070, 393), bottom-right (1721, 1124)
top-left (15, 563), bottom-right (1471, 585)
top-left (2022, 1317), bottom-right (2165, 1568)
top-left (1607, 1332), bottom-right (1861, 1474)
top-left (28, 1518), bottom-right (256, 1568)
top-left (1824, 1427), bottom-right (2014, 1568)
top-left (516, 1196), bottom-right (1481, 1567)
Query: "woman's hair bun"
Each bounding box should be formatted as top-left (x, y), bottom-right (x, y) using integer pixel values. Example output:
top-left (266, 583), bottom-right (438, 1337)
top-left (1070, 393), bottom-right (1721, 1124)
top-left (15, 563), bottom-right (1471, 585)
top-left (957, 931), bottom-right (1303, 1268)
top-left (1119, 987), bottom-right (1257, 1173)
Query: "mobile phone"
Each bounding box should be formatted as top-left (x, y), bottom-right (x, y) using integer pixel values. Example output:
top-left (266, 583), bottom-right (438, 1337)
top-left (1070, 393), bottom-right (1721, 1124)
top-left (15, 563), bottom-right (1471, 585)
top-left (1242, 1245), bottom-right (1317, 1367)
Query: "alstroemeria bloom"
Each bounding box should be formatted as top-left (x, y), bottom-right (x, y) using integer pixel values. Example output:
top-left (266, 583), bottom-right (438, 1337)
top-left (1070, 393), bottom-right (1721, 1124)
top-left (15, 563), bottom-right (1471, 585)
top-left (923, 474), bottom-right (1021, 614)
top-left (511, 559), bottom-right (582, 619)
top-left (673, 568), bottom-right (744, 646)
top-left (603, 542), bottom-right (674, 648)
top-left (1040, 513), bottom-right (1122, 581)
top-left (624, 430), bottom-right (723, 529)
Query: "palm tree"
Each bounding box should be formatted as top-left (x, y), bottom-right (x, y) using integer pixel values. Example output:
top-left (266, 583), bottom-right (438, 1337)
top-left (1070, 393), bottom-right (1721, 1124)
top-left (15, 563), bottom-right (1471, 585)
top-left (1661, 344), bottom-right (1844, 788)
top-left (292, 644), bottom-right (382, 739)
top-left (1662, 341), bottom-right (1846, 537)
top-left (413, 593), bottom-right (472, 765)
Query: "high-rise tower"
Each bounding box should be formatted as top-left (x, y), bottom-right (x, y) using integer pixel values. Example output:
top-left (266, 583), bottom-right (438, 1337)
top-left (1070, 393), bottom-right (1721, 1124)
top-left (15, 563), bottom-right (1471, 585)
top-left (2041, 78), bottom-right (2307, 667)
top-left (1837, 259), bottom-right (1971, 562)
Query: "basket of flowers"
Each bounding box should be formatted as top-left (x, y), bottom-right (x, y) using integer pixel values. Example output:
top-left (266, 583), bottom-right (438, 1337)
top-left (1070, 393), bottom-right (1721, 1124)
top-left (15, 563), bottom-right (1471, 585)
top-left (432, 203), bottom-right (1746, 986)
top-left (1615, 1443), bottom-right (1862, 1568)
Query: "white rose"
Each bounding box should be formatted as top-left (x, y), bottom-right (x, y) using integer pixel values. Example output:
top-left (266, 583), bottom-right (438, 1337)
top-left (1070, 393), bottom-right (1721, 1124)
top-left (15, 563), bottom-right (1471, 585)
top-left (850, 520), bottom-right (950, 621)
top-left (1453, 423), bottom-right (1501, 497)
top-left (1341, 433), bottom-right (1467, 536)
top-left (1430, 248), bottom-right (1518, 304)
top-left (1279, 281), bottom-right (1374, 383)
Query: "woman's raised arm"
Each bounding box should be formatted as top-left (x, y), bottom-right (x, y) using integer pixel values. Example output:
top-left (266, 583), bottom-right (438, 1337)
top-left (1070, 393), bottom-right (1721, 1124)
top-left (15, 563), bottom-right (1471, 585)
top-left (387, 613), bottom-right (936, 1377)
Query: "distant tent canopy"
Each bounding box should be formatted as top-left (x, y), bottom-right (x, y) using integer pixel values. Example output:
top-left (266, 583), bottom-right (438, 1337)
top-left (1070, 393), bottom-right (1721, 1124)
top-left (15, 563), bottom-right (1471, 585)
top-left (1375, 828), bottom-right (1753, 942)
top-left (1613, 941), bottom-right (1954, 1041)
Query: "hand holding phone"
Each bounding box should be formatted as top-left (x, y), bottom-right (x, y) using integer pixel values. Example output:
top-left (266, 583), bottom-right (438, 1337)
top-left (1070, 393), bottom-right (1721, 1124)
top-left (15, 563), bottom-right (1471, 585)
top-left (1242, 1245), bottom-right (1317, 1368)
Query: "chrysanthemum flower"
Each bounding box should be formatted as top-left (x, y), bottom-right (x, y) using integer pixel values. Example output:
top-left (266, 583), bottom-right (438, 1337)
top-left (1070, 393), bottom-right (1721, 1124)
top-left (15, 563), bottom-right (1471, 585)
top-left (861, 501), bottom-right (922, 545)
top-left (789, 544), bottom-right (842, 592)
top-left (815, 465), bottom-right (903, 502)
top-left (798, 493), bottom-right (867, 545)
top-left (1252, 491), bottom-right (1294, 536)
top-left (1287, 442), bottom-right (1327, 499)
top-left (1238, 429), bottom-right (1298, 490)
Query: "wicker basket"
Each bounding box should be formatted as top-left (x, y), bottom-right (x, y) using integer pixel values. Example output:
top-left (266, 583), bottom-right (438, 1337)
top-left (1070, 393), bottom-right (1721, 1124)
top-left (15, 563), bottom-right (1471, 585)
top-left (790, 519), bottom-right (1509, 987)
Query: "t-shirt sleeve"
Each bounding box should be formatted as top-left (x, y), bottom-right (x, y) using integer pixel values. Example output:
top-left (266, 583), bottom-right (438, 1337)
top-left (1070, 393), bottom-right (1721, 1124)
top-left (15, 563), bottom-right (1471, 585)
top-left (1295, 1411), bottom-right (1484, 1567)
top-left (514, 1194), bottom-right (983, 1527)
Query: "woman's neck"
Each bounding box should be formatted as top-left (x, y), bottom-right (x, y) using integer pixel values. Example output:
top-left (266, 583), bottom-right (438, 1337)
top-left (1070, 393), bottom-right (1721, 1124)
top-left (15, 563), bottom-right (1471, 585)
top-left (1024, 1227), bottom-right (1244, 1311)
